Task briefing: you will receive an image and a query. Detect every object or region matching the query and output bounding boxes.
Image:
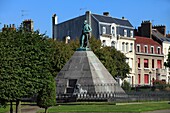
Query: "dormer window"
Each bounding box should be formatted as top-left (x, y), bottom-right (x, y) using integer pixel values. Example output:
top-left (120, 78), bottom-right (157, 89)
top-left (144, 45), bottom-right (148, 53)
top-left (112, 27), bottom-right (115, 37)
top-left (124, 29), bottom-right (127, 37)
top-left (136, 44), bottom-right (140, 52)
top-left (102, 27), bottom-right (106, 34)
top-left (157, 47), bottom-right (161, 54)
top-left (151, 46), bottom-right (154, 54)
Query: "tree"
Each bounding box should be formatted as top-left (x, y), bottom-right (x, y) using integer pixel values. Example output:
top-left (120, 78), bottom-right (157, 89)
top-left (37, 77), bottom-right (56, 113)
top-left (0, 30), bottom-right (55, 113)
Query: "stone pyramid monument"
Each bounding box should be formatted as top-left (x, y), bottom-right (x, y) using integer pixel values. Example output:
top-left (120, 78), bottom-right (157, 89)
top-left (55, 51), bottom-right (125, 94)
top-left (55, 20), bottom-right (125, 99)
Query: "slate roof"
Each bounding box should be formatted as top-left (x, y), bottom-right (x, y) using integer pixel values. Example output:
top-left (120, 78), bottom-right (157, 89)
top-left (92, 14), bottom-right (133, 27)
top-left (152, 29), bottom-right (170, 42)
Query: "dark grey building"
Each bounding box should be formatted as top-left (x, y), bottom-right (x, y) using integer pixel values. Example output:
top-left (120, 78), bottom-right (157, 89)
top-left (52, 11), bottom-right (134, 47)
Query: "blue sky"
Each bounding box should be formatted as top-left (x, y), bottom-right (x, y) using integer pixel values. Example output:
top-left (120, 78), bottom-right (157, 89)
top-left (0, 0), bottom-right (170, 37)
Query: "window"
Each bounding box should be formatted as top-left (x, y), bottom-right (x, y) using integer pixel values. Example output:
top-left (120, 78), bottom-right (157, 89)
top-left (157, 47), bottom-right (160, 54)
top-left (152, 59), bottom-right (154, 68)
top-left (126, 43), bottom-right (129, 52)
top-left (144, 74), bottom-right (149, 84)
top-left (124, 29), bottom-right (127, 37)
top-left (111, 41), bottom-right (115, 48)
top-left (102, 27), bottom-right (106, 34)
top-left (102, 40), bottom-right (106, 47)
top-left (164, 48), bottom-right (166, 54)
top-left (112, 27), bottom-right (115, 37)
top-left (138, 58), bottom-right (140, 68)
top-left (144, 59), bottom-right (148, 68)
top-left (138, 74), bottom-right (141, 84)
top-left (151, 46), bottom-right (154, 54)
top-left (130, 43), bottom-right (133, 52)
top-left (126, 58), bottom-right (129, 64)
top-left (137, 45), bottom-right (140, 52)
top-left (130, 30), bottom-right (133, 37)
top-left (129, 58), bottom-right (133, 69)
top-left (122, 42), bottom-right (125, 52)
top-left (157, 60), bottom-right (162, 68)
top-left (144, 45), bottom-right (148, 53)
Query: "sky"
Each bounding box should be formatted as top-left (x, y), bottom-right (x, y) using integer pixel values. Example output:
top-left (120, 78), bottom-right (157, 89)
top-left (0, 0), bottom-right (170, 37)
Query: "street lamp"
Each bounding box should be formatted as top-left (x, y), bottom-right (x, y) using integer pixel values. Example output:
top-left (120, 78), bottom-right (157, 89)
top-left (125, 50), bottom-right (132, 63)
top-left (149, 71), bottom-right (152, 89)
top-left (124, 50), bottom-right (132, 55)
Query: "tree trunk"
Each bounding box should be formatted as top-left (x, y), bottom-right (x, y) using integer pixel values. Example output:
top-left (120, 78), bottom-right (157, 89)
top-left (45, 107), bottom-right (48, 113)
top-left (10, 101), bottom-right (13, 113)
top-left (15, 100), bottom-right (21, 113)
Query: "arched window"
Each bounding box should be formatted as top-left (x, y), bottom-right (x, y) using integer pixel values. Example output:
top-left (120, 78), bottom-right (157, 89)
top-left (122, 42), bottom-right (125, 52)
top-left (111, 41), bottom-right (115, 48)
top-left (126, 43), bottom-right (129, 52)
top-left (102, 40), bottom-right (106, 47)
top-left (130, 43), bottom-right (133, 52)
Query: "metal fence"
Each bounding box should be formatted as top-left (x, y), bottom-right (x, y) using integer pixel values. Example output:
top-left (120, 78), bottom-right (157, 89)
top-left (56, 84), bottom-right (170, 103)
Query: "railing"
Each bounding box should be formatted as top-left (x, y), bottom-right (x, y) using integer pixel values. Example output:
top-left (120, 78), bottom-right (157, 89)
top-left (56, 91), bottom-right (170, 103)
top-left (56, 84), bottom-right (170, 103)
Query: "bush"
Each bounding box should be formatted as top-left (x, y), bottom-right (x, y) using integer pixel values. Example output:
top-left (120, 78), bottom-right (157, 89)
top-left (153, 80), bottom-right (166, 90)
top-left (121, 80), bottom-right (131, 91)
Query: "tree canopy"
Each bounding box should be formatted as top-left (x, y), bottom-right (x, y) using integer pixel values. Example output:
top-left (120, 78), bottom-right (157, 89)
top-left (0, 30), bottom-right (56, 109)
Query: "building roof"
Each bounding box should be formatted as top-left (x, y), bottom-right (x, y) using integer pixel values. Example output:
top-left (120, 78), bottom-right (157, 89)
top-left (135, 36), bottom-right (161, 46)
top-left (92, 14), bottom-right (133, 27)
top-left (152, 29), bottom-right (170, 42)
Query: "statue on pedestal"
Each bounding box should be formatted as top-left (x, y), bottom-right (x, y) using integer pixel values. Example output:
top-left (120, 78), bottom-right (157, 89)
top-left (79, 20), bottom-right (92, 49)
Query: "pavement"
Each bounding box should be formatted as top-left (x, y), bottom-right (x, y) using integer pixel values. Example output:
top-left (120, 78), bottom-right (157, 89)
top-left (6, 105), bottom-right (41, 113)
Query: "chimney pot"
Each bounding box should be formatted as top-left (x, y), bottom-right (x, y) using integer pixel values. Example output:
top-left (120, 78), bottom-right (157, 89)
top-left (103, 12), bottom-right (109, 16)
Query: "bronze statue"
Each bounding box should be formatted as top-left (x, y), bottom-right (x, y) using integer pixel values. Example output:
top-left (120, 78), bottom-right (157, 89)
top-left (80, 20), bottom-right (92, 49)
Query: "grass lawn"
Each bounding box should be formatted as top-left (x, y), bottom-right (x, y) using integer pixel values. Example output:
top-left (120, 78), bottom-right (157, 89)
top-left (39, 101), bottom-right (170, 112)
top-left (0, 106), bottom-right (9, 113)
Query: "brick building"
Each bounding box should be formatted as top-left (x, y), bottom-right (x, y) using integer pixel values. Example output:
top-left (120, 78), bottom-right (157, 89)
top-left (135, 36), bottom-right (165, 85)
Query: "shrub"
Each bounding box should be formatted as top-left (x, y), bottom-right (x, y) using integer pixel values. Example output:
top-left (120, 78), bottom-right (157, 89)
top-left (121, 80), bottom-right (131, 91)
top-left (153, 80), bottom-right (166, 90)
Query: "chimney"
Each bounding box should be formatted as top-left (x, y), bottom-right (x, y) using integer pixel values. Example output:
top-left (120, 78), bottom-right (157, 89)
top-left (4, 24), bottom-right (7, 28)
top-left (85, 11), bottom-right (92, 37)
top-left (52, 14), bottom-right (58, 39)
top-left (86, 11), bottom-right (91, 25)
top-left (103, 12), bottom-right (109, 16)
top-left (122, 16), bottom-right (125, 20)
top-left (12, 24), bottom-right (15, 28)
top-left (152, 25), bottom-right (166, 37)
top-left (52, 14), bottom-right (58, 25)
top-left (140, 20), bottom-right (152, 38)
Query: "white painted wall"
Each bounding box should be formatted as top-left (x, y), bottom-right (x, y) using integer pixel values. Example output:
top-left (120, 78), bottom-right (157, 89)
top-left (163, 42), bottom-right (170, 83)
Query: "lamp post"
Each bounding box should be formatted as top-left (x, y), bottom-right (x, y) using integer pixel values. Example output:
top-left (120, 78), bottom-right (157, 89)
top-left (149, 71), bottom-right (152, 90)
